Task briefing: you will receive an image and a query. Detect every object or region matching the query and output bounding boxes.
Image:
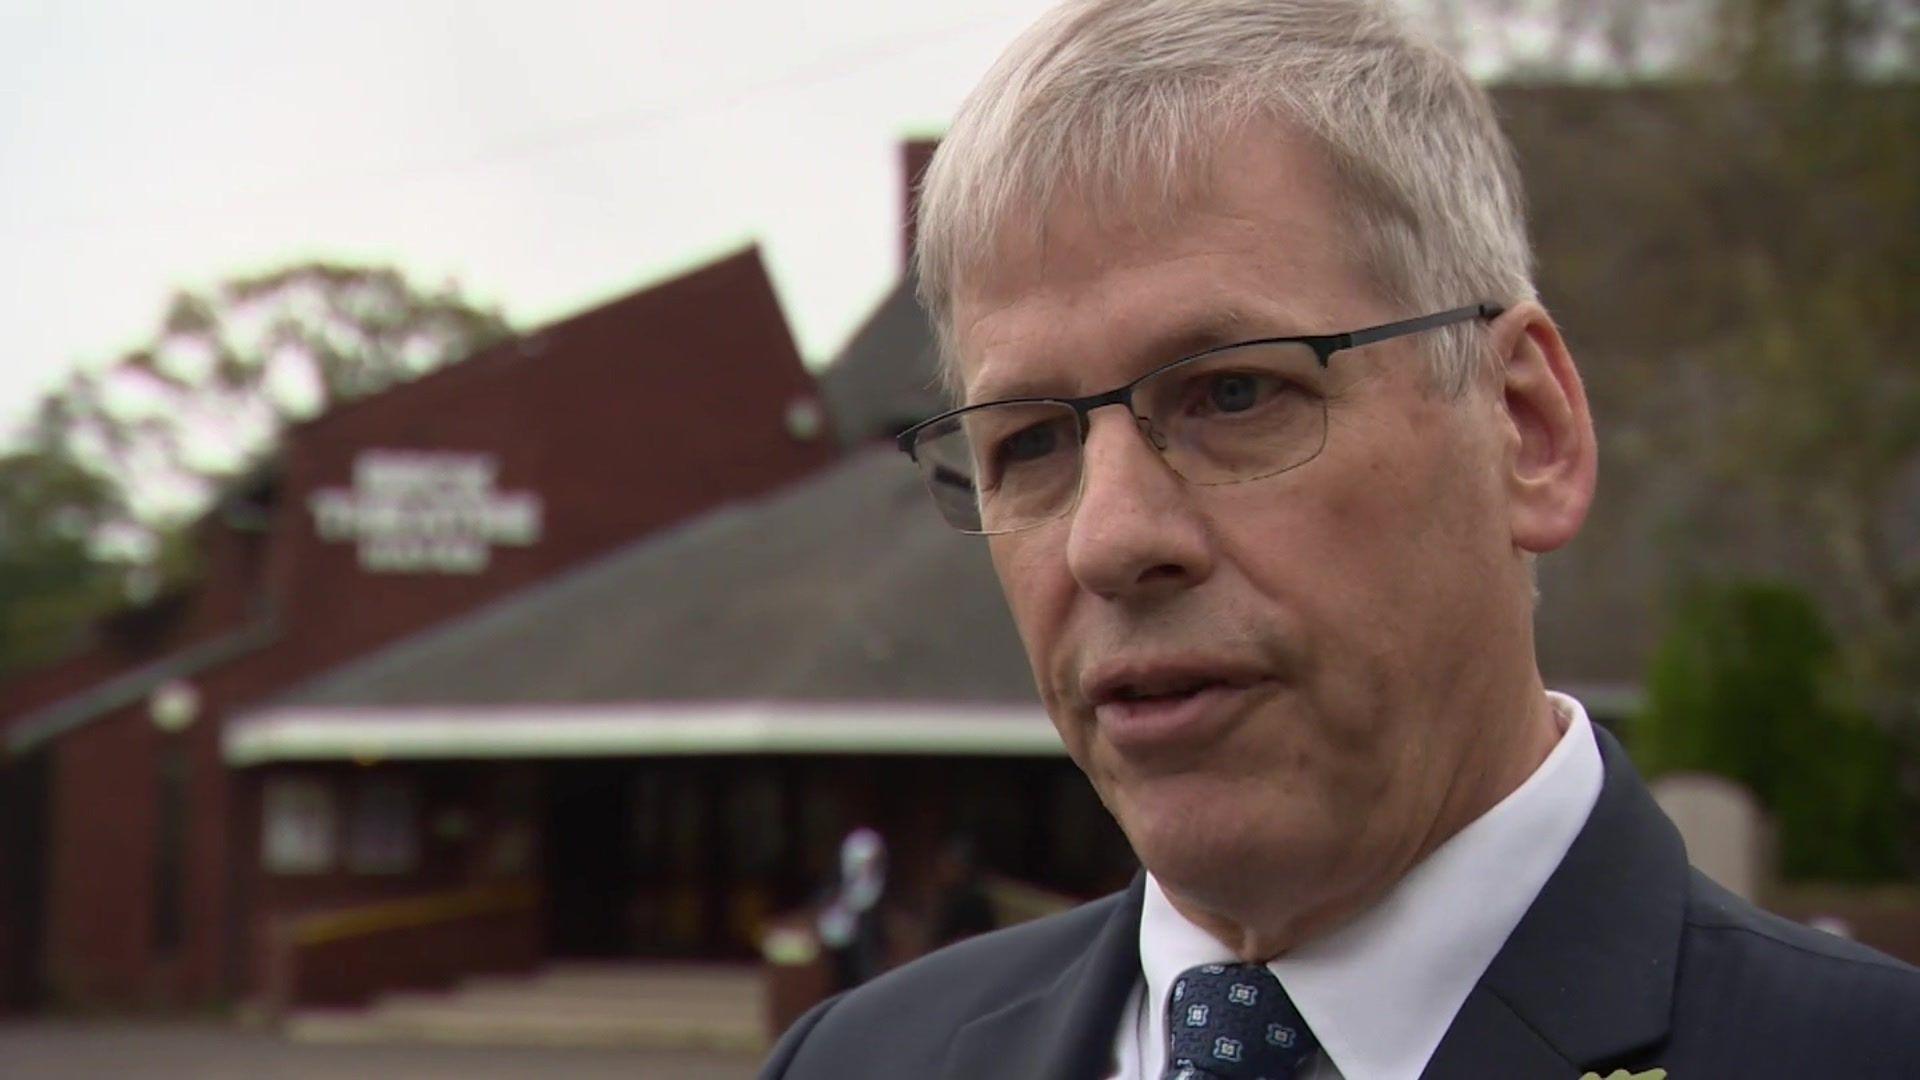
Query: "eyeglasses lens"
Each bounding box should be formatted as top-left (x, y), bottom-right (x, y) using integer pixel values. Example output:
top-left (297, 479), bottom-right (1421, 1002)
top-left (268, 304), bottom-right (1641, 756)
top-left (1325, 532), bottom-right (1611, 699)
top-left (910, 340), bottom-right (1328, 535)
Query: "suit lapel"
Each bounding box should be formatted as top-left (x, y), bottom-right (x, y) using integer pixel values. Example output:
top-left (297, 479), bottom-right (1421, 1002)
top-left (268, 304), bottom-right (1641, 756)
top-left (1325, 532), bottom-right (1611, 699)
top-left (1421, 987), bottom-right (1578, 1080)
top-left (1424, 726), bottom-right (1686, 1078)
top-left (943, 874), bottom-right (1145, 1080)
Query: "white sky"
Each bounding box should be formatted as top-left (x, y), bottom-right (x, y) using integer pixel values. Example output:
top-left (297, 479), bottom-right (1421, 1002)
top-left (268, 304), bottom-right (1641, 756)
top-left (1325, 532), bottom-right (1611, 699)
top-left (0, 0), bottom-right (1071, 443)
top-left (2, 1), bottom-right (1582, 448)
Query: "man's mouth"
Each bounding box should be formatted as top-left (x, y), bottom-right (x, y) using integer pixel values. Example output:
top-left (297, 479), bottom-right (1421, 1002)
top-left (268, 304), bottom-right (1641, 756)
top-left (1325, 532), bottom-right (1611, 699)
top-left (1081, 663), bottom-right (1274, 750)
top-left (1108, 677), bottom-right (1227, 703)
top-left (1086, 665), bottom-right (1267, 708)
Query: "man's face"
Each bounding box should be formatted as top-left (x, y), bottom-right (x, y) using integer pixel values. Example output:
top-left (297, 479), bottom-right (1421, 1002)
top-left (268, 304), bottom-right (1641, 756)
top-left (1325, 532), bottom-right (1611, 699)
top-left (950, 133), bottom-right (1536, 930)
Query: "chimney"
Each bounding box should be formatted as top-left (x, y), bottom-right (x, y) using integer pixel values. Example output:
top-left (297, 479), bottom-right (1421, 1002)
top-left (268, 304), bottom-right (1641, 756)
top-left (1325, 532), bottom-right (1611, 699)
top-left (900, 139), bottom-right (940, 271)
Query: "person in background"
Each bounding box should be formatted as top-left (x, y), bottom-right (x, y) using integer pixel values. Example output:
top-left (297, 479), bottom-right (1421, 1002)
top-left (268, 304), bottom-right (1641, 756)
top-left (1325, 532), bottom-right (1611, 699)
top-left (762, 1), bottom-right (1920, 1077)
top-left (814, 827), bottom-right (888, 992)
top-left (930, 836), bottom-right (996, 946)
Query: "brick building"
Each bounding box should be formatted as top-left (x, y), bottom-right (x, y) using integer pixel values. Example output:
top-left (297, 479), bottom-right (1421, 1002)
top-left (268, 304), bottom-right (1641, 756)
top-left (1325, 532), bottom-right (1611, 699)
top-left (0, 247), bottom-right (839, 1011)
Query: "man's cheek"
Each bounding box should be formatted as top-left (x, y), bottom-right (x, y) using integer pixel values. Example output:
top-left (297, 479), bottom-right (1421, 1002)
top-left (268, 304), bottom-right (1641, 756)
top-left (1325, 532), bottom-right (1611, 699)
top-left (992, 544), bottom-right (1067, 664)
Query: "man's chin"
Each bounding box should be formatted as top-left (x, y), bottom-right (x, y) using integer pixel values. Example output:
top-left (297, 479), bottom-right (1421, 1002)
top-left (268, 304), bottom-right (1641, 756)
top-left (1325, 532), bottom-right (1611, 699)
top-left (1111, 781), bottom-right (1328, 908)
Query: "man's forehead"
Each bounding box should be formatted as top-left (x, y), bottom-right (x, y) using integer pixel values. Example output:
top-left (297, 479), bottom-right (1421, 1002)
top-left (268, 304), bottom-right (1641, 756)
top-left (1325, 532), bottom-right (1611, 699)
top-left (950, 243), bottom-right (1351, 404)
top-left (954, 284), bottom-right (1319, 406)
top-left (944, 129), bottom-right (1363, 401)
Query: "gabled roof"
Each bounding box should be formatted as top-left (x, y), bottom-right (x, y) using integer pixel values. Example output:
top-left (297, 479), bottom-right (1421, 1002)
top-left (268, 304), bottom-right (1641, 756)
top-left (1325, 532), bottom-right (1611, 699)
top-left (264, 446), bottom-right (1036, 708)
top-left (818, 275), bottom-right (945, 446)
top-left (4, 245), bottom-right (840, 749)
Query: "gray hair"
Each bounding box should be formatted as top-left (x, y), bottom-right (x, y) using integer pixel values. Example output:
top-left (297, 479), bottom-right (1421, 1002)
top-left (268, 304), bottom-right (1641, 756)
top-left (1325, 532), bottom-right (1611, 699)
top-left (913, 0), bottom-right (1536, 399)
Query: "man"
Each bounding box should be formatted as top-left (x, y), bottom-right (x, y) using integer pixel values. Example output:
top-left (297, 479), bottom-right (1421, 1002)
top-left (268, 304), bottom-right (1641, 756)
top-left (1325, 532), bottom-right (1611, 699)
top-left (763, 1), bottom-right (1920, 1076)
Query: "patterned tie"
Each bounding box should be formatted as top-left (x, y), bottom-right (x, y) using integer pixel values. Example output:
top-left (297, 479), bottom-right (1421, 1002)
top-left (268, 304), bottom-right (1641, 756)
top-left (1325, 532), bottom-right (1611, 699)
top-left (1162, 962), bottom-right (1319, 1080)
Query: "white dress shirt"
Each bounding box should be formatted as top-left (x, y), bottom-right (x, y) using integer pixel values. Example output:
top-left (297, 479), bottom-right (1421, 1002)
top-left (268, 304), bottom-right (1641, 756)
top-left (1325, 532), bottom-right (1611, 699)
top-left (1108, 692), bottom-right (1603, 1080)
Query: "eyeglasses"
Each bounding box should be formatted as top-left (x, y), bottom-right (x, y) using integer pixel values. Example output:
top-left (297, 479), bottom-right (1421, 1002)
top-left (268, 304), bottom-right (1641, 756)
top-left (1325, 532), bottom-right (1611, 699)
top-left (897, 303), bottom-right (1502, 535)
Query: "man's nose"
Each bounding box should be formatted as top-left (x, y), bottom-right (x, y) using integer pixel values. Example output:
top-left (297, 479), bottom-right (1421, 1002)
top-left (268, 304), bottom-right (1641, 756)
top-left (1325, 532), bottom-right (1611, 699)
top-left (1064, 407), bottom-right (1214, 600)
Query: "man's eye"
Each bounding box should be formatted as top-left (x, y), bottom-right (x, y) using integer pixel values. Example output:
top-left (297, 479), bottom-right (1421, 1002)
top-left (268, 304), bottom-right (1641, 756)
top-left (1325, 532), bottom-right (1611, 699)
top-left (1194, 371), bottom-right (1289, 415)
top-left (996, 422), bottom-right (1064, 465)
top-left (1208, 373), bottom-right (1261, 412)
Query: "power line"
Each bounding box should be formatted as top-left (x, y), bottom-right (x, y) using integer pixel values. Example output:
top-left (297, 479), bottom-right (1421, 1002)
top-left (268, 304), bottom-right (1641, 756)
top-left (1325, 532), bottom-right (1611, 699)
top-left (30, 12), bottom-right (1018, 231)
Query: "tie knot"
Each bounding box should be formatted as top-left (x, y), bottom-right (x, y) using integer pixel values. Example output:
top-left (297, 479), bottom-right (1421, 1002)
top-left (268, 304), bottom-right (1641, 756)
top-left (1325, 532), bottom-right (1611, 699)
top-left (1164, 963), bottom-right (1318, 1080)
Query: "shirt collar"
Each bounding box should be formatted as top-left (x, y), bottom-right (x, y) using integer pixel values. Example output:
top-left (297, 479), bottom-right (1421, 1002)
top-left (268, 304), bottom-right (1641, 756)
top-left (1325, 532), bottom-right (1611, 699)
top-left (1135, 691), bottom-right (1603, 1080)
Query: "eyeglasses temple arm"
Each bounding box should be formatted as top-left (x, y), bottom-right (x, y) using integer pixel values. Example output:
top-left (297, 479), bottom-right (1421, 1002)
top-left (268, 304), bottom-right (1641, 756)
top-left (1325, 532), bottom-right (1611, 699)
top-left (1336, 302), bottom-right (1505, 352)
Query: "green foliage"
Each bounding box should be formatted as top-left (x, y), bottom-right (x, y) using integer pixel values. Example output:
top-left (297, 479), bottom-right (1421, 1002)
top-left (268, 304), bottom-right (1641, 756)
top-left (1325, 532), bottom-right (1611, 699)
top-left (0, 451), bottom-right (125, 676)
top-left (0, 261), bottom-right (508, 676)
top-left (1636, 580), bottom-right (1906, 880)
top-left (32, 262), bottom-right (510, 544)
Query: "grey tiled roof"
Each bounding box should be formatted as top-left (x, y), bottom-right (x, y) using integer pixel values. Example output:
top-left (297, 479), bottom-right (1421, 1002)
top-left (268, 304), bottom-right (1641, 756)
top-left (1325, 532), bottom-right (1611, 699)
top-left (818, 274), bottom-right (946, 447)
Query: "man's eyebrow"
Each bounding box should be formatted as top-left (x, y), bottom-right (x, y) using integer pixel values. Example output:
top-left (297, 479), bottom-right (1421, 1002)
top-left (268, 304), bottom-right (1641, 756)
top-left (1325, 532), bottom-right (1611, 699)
top-left (965, 304), bottom-right (1303, 405)
top-left (1138, 306), bottom-right (1283, 363)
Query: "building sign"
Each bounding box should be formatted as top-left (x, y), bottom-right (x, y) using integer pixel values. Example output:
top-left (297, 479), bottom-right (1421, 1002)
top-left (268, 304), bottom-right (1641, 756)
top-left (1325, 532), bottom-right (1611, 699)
top-left (309, 450), bottom-right (542, 574)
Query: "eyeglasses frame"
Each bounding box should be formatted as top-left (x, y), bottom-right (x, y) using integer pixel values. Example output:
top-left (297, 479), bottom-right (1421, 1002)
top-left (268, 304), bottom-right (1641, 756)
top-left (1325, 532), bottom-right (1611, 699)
top-left (896, 301), bottom-right (1506, 531)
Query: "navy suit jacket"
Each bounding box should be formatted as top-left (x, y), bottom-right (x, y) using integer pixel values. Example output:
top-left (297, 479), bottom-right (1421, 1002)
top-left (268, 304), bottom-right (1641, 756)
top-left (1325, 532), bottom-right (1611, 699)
top-left (762, 729), bottom-right (1920, 1078)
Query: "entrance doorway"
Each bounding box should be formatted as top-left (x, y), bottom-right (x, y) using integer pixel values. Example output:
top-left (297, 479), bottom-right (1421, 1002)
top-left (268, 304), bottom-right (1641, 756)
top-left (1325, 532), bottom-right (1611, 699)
top-left (541, 760), bottom-right (795, 960)
top-left (543, 762), bottom-right (635, 957)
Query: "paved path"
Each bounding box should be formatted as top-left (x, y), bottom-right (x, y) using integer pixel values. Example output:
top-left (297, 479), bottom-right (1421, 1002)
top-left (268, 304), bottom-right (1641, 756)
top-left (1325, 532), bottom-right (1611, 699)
top-left (285, 961), bottom-right (768, 1053)
top-left (0, 1019), bottom-right (762, 1079)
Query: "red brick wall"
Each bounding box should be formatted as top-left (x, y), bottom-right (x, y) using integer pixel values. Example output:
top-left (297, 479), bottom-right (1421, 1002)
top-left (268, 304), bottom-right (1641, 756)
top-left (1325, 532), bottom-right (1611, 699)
top-left (43, 707), bottom-right (155, 1007)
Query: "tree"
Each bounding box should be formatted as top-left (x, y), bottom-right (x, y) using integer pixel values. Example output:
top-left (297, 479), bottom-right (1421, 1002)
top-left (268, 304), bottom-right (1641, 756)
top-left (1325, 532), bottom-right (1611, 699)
top-left (1, 262), bottom-right (509, 674)
top-left (1446, 0), bottom-right (1920, 866)
top-left (1427, 0), bottom-right (1916, 80)
top-left (1636, 581), bottom-right (1906, 881)
top-left (0, 450), bottom-right (126, 675)
top-left (30, 263), bottom-right (510, 549)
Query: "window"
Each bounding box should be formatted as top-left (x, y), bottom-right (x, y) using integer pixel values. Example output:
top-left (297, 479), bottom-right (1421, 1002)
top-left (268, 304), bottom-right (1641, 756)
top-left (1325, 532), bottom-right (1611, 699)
top-left (346, 777), bottom-right (420, 874)
top-left (262, 777), bottom-right (336, 875)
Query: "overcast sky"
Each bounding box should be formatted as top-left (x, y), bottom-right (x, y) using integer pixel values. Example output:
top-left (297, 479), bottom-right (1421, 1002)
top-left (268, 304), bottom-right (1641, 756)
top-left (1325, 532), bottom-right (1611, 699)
top-left (0, 1), bottom-right (1078, 442)
top-left (3, 1), bottom-right (1575, 447)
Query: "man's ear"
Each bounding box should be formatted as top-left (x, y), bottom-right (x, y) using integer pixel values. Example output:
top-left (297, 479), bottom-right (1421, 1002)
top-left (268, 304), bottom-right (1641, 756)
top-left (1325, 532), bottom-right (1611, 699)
top-left (1488, 302), bottom-right (1596, 554)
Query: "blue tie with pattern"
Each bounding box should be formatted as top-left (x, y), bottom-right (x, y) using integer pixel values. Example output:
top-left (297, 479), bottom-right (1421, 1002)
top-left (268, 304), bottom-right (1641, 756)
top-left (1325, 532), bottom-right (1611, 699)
top-left (1162, 962), bottom-right (1320, 1080)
